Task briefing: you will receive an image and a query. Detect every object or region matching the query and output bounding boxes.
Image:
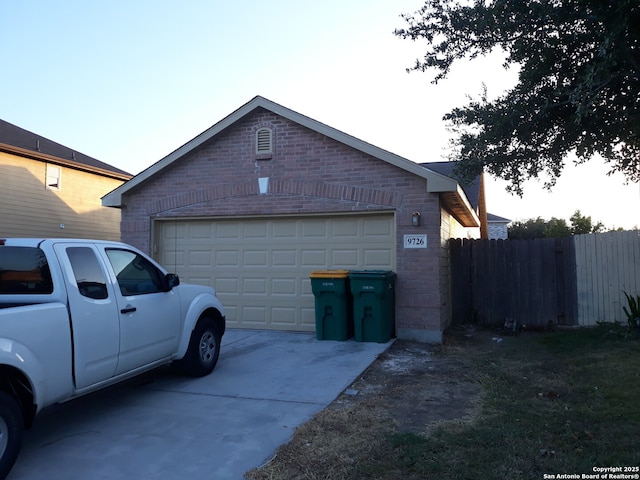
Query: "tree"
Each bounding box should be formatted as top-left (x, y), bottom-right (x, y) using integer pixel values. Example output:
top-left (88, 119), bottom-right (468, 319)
top-left (545, 217), bottom-right (571, 238)
top-left (569, 210), bottom-right (604, 235)
top-left (507, 217), bottom-right (547, 239)
top-left (508, 210), bottom-right (605, 238)
top-left (508, 216), bottom-right (570, 239)
top-left (395, 0), bottom-right (640, 195)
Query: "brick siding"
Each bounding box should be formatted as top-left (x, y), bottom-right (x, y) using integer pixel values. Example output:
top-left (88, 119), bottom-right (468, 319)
top-left (120, 108), bottom-right (448, 340)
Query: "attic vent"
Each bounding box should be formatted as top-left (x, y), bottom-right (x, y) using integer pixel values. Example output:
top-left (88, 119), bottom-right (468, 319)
top-left (256, 128), bottom-right (272, 156)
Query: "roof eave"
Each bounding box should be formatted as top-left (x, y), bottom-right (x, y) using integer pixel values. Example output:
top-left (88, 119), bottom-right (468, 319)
top-left (0, 143), bottom-right (132, 181)
top-left (441, 185), bottom-right (480, 227)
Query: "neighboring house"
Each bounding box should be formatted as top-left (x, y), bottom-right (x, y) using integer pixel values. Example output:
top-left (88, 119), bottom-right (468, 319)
top-left (0, 119), bottom-right (132, 240)
top-left (103, 96), bottom-right (481, 342)
top-left (487, 213), bottom-right (511, 240)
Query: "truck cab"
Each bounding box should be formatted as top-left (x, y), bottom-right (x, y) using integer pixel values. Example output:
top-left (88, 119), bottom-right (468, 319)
top-left (0, 238), bottom-right (225, 478)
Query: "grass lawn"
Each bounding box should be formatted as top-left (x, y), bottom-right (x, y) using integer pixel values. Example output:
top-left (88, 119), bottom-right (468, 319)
top-left (245, 324), bottom-right (640, 480)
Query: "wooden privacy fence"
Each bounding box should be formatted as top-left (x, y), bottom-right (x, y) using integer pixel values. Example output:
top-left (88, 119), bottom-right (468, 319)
top-left (449, 230), bottom-right (640, 329)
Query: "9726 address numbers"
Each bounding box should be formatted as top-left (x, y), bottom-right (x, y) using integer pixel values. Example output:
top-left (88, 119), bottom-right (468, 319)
top-left (404, 234), bottom-right (427, 249)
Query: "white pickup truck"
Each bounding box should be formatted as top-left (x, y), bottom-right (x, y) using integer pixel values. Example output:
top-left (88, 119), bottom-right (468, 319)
top-left (0, 238), bottom-right (225, 478)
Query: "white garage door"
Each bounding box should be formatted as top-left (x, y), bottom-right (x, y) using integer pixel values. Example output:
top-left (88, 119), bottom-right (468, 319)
top-left (156, 214), bottom-right (395, 332)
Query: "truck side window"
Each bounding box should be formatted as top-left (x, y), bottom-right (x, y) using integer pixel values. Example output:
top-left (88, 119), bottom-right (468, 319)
top-left (66, 247), bottom-right (109, 300)
top-left (0, 247), bottom-right (53, 294)
top-left (105, 249), bottom-right (166, 296)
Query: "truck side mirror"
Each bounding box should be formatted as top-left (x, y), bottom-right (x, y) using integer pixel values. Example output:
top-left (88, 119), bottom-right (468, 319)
top-left (165, 273), bottom-right (180, 290)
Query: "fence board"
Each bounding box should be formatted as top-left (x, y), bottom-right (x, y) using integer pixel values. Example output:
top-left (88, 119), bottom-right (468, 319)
top-left (449, 230), bottom-right (638, 329)
top-left (559, 237), bottom-right (578, 325)
top-left (574, 230), bottom-right (640, 325)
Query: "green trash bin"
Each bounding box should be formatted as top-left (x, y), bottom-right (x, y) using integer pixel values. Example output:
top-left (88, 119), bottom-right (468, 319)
top-left (310, 270), bottom-right (353, 341)
top-left (349, 270), bottom-right (396, 343)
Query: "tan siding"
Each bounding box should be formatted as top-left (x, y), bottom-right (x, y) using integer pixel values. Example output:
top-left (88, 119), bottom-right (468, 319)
top-left (0, 152), bottom-right (124, 240)
top-left (439, 209), bottom-right (454, 335)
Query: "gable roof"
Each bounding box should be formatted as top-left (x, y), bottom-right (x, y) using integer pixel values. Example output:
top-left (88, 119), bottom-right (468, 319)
top-left (102, 96), bottom-right (479, 226)
top-left (0, 119), bottom-right (132, 180)
top-left (487, 213), bottom-right (511, 223)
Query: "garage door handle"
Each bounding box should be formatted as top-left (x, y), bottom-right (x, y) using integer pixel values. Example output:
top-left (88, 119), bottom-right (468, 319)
top-left (121, 307), bottom-right (137, 314)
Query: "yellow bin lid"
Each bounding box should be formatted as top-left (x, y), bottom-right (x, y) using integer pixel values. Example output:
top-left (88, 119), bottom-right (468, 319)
top-left (309, 269), bottom-right (350, 279)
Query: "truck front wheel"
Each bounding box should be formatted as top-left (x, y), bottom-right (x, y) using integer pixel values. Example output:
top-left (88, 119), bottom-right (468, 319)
top-left (0, 391), bottom-right (23, 479)
top-left (179, 317), bottom-right (221, 377)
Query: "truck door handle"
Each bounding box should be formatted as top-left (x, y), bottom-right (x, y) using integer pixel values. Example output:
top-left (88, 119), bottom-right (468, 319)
top-left (121, 307), bottom-right (137, 314)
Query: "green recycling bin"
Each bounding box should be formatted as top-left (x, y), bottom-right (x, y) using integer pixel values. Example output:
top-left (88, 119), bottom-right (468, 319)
top-left (349, 270), bottom-right (396, 343)
top-left (310, 270), bottom-right (353, 341)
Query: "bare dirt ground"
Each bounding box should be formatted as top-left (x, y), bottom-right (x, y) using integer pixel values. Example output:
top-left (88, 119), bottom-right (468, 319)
top-left (327, 325), bottom-right (490, 433)
top-left (245, 324), bottom-right (511, 479)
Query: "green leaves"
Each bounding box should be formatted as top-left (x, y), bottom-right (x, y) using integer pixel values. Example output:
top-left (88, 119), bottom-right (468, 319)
top-left (396, 0), bottom-right (640, 193)
top-left (622, 291), bottom-right (640, 329)
top-left (507, 210), bottom-right (605, 238)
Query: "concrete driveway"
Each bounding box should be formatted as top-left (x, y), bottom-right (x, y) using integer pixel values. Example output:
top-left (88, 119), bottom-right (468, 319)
top-left (8, 330), bottom-right (392, 480)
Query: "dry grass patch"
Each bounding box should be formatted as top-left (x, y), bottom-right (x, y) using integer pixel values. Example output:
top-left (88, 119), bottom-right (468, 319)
top-left (245, 403), bottom-right (396, 480)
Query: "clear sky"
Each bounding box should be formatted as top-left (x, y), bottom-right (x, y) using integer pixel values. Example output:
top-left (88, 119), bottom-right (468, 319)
top-left (2, 1), bottom-right (638, 230)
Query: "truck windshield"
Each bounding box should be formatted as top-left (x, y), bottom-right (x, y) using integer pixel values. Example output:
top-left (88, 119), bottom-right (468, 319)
top-left (0, 247), bottom-right (54, 294)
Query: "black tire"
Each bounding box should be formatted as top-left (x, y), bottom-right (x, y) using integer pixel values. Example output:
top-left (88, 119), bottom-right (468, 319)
top-left (179, 317), bottom-right (221, 377)
top-left (0, 392), bottom-right (23, 480)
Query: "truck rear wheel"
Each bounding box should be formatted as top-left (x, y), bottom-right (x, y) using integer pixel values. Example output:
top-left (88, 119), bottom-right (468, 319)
top-left (0, 391), bottom-right (23, 479)
top-left (179, 317), bottom-right (221, 377)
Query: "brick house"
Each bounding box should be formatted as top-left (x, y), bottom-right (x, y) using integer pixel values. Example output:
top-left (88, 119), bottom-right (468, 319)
top-left (103, 96), bottom-right (481, 342)
top-left (0, 119), bottom-right (132, 240)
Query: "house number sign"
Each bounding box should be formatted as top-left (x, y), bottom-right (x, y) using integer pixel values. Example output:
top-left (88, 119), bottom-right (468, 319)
top-left (404, 234), bottom-right (427, 249)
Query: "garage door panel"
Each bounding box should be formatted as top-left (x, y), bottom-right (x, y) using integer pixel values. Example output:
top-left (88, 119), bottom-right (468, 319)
top-left (158, 214), bottom-right (394, 332)
top-left (215, 278), bottom-right (239, 294)
top-left (300, 249), bottom-right (327, 266)
top-left (331, 249), bottom-right (359, 266)
top-left (242, 278), bottom-right (267, 294)
top-left (302, 221), bottom-right (328, 237)
top-left (271, 278), bottom-right (297, 295)
top-left (244, 223), bottom-right (268, 238)
top-left (301, 281), bottom-right (313, 296)
top-left (242, 306), bottom-right (267, 323)
top-left (243, 250), bottom-right (268, 266)
top-left (272, 250), bottom-right (297, 266)
top-left (188, 251), bottom-right (211, 266)
top-left (223, 304), bottom-right (238, 320)
top-left (332, 219), bottom-right (359, 237)
top-left (190, 223), bottom-right (212, 238)
top-left (186, 275), bottom-right (213, 286)
top-left (301, 307), bottom-right (315, 327)
top-left (214, 251), bottom-right (238, 265)
top-left (167, 250), bottom-right (185, 266)
top-left (216, 222), bottom-right (240, 238)
top-left (272, 222), bottom-right (297, 238)
top-left (160, 222), bottom-right (183, 240)
top-left (364, 249), bottom-right (394, 266)
top-left (271, 308), bottom-right (297, 326)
